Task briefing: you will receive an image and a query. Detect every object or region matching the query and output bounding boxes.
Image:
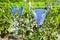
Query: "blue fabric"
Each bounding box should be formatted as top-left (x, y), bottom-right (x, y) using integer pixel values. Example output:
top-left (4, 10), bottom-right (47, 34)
top-left (12, 6), bottom-right (16, 15)
top-left (34, 8), bottom-right (47, 25)
top-left (18, 6), bottom-right (23, 16)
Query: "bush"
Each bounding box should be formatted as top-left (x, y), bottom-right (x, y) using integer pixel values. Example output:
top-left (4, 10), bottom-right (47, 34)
top-left (0, 2), bottom-right (59, 40)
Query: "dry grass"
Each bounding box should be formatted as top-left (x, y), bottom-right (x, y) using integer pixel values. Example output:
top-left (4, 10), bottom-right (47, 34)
top-left (58, 34), bottom-right (60, 40)
top-left (0, 34), bottom-right (23, 40)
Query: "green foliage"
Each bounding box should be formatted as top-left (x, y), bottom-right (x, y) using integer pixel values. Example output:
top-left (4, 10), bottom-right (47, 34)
top-left (0, 2), bottom-right (60, 40)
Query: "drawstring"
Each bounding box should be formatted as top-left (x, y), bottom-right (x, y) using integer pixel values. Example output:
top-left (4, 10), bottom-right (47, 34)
top-left (11, 6), bottom-right (19, 35)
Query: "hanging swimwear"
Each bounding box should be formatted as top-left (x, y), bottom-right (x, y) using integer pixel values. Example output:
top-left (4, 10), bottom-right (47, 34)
top-left (12, 6), bottom-right (16, 15)
top-left (32, 8), bottom-right (47, 25)
top-left (18, 6), bottom-right (23, 16)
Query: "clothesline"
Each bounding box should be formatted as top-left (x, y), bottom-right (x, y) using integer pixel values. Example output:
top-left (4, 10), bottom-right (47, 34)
top-left (0, 6), bottom-right (60, 8)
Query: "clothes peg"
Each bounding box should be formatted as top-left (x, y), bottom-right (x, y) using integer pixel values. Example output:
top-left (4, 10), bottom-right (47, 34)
top-left (47, 2), bottom-right (51, 9)
top-left (29, 2), bottom-right (32, 10)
